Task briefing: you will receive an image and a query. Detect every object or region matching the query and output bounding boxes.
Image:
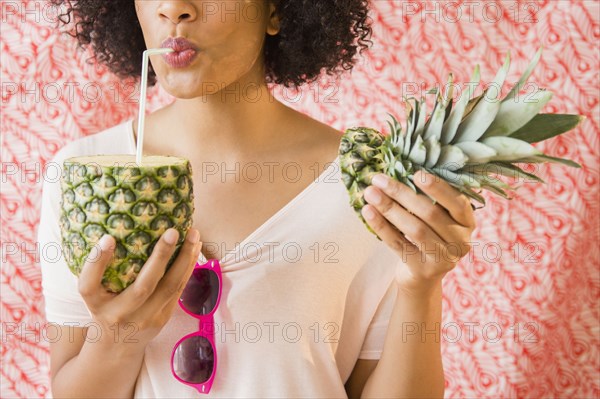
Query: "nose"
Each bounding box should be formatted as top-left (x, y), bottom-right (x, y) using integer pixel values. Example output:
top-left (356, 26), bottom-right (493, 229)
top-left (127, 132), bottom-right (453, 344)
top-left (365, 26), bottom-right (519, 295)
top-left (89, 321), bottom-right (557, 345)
top-left (157, 1), bottom-right (197, 24)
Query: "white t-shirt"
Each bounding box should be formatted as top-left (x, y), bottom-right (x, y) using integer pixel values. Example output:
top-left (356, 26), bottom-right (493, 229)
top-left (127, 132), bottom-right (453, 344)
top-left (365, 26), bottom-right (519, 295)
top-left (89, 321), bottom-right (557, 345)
top-left (38, 119), bottom-right (401, 398)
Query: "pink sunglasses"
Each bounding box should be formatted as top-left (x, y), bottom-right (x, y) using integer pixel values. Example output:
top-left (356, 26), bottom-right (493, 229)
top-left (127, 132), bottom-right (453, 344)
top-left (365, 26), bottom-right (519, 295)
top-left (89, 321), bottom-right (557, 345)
top-left (170, 259), bottom-right (222, 394)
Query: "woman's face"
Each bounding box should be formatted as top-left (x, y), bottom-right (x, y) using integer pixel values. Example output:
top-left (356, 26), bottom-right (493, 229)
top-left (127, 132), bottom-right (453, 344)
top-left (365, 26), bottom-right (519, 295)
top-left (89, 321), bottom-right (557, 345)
top-left (134, 0), bottom-right (279, 99)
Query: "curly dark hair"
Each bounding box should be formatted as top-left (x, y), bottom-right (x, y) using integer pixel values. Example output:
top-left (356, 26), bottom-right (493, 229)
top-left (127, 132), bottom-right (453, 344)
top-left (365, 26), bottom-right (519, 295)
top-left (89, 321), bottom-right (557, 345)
top-left (50, 0), bottom-right (373, 88)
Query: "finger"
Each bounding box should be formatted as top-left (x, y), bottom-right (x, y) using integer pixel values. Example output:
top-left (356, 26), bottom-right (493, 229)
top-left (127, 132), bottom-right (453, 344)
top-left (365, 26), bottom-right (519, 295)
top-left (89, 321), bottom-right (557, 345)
top-left (115, 228), bottom-right (180, 310)
top-left (78, 235), bottom-right (118, 308)
top-left (364, 185), bottom-right (447, 246)
top-left (362, 205), bottom-right (459, 278)
top-left (365, 186), bottom-right (470, 262)
top-left (413, 170), bottom-right (476, 228)
top-left (145, 228), bottom-right (202, 313)
top-left (158, 250), bottom-right (199, 320)
top-left (361, 204), bottom-right (419, 256)
top-left (372, 173), bottom-right (450, 221)
top-left (372, 173), bottom-right (473, 241)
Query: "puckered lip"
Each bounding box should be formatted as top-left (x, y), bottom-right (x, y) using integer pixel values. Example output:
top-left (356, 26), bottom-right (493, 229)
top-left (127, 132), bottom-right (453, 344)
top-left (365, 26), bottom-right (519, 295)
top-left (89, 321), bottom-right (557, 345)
top-left (160, 37), bottom-right (200, 53)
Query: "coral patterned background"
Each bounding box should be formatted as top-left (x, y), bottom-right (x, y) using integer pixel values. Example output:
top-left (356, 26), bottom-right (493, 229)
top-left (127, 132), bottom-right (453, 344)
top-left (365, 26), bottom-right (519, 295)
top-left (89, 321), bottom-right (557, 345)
top-left (1, 0), bottom-right (599, 398)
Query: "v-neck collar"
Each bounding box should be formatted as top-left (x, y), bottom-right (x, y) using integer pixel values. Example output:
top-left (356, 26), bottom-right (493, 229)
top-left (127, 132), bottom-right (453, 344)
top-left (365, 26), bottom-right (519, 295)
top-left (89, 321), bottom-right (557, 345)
top-left (211, 156), bottom-right (339, 266)
top-left (125, 119), bottom-right (341, 267)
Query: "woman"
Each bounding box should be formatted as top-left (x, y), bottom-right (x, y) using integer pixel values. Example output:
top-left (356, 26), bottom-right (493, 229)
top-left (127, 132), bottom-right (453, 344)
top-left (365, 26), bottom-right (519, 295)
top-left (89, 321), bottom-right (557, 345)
top-left (39, 1), bottom-right (476, 397)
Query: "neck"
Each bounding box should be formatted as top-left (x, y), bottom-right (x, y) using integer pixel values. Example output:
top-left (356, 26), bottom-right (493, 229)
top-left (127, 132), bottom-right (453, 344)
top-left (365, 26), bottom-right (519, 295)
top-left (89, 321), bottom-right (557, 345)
top-left (149, 72), bottom-right (292, 162)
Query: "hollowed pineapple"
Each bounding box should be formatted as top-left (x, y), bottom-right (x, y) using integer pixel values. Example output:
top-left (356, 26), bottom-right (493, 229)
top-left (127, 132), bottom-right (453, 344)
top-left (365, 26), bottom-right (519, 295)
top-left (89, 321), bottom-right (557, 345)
top-left (60, 155), bottom-right (194, 293)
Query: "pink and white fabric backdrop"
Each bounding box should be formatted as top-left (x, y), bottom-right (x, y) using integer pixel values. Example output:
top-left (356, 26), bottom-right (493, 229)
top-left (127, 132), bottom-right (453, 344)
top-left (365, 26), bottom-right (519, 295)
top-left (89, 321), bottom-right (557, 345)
top-left (1, 1), bottom-right (598, 398)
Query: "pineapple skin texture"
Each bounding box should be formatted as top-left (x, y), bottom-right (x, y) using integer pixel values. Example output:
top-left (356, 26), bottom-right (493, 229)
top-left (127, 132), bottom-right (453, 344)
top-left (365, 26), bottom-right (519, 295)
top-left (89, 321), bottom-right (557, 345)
top-left (339, 127), bottom-right (389, 239)
top-left (59, 158), bottom-right (194, 293)
top-left (339, 127), bottom-right (431, 241)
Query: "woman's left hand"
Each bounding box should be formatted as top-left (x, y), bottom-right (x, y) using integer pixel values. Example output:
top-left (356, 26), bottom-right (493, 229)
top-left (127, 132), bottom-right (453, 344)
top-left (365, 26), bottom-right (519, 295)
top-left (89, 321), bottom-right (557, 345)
top-left (361, 170), bottom-right (477, 295)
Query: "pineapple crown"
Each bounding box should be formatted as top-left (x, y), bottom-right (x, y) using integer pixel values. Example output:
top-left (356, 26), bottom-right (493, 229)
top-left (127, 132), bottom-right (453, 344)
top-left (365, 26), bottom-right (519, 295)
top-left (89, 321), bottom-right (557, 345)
top-left (378, 46), bottom-right (583, 206)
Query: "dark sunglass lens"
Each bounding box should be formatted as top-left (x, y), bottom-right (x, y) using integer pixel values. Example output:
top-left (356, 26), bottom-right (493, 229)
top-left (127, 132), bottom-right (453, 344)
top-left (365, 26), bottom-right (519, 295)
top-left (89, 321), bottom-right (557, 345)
top-left (181, 268), bottom-right (219, 315)
top-left (173, 336), bottom-right (214, 384)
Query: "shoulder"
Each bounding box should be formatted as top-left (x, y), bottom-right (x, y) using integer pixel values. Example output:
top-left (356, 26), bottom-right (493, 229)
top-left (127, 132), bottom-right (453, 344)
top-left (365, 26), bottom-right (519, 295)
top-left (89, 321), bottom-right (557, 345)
top-left (50, 119), bottom-right (135, 166)
top-left (296, 110), bottom-right (343, 145)
top-left (281, 105), bottom-right (342, 164)
top-left (39, 119), bottom-right (135, 228)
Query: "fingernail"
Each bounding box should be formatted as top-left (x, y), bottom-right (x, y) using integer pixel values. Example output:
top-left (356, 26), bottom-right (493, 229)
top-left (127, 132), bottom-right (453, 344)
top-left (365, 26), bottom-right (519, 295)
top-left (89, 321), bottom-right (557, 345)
top-left (163, 229), bottom-right (179, 245)
top-left (362, 205), bottom-right (376, 220)
top-left (365, 187), bottom-right (382, 204)
top-left (99, 235), bottom-right (115, 250)
top-left (372, 174), bottom-right (388, 189)
top-left (417, 170), bottom-right (430, 186)
top-left (186, 229), bottom-right (200, 244)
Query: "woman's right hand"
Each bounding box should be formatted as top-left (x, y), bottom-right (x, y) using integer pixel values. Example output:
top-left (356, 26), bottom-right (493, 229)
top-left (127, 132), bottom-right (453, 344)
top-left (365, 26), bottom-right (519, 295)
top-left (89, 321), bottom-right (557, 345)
top-left (78, 228), bottom-right (202, 349)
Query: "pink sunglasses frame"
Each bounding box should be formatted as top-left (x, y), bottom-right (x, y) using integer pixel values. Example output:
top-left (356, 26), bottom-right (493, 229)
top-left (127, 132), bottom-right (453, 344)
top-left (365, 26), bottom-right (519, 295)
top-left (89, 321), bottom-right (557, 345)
top-left (170, 259), bottom-right (222, 394)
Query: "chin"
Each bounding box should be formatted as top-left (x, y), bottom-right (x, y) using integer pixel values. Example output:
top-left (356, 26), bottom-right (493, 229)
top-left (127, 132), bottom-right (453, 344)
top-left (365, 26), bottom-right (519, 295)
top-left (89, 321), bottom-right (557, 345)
top-left (163, 87), bottom-right (205, 99)
top-left (155, 67), bottom-right (258, 100)
top-left (157, 73), bottom-right (211, 99)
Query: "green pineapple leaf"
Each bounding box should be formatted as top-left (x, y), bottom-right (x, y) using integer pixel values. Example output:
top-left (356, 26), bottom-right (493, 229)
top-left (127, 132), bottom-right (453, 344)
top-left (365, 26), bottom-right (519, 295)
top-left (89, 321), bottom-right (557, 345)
top-left (441, 65), bottom-right (480, 144)
top-left (517, 154), bottom-right (582, 168)
top-left (453, 52), bottom-right (511, 143)
top-left (481, 90), bottom-right (554, 139)
top-left (508, 113), bottom-right (585, 143)
top-left (504, 46), bottom-right (543, 102)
